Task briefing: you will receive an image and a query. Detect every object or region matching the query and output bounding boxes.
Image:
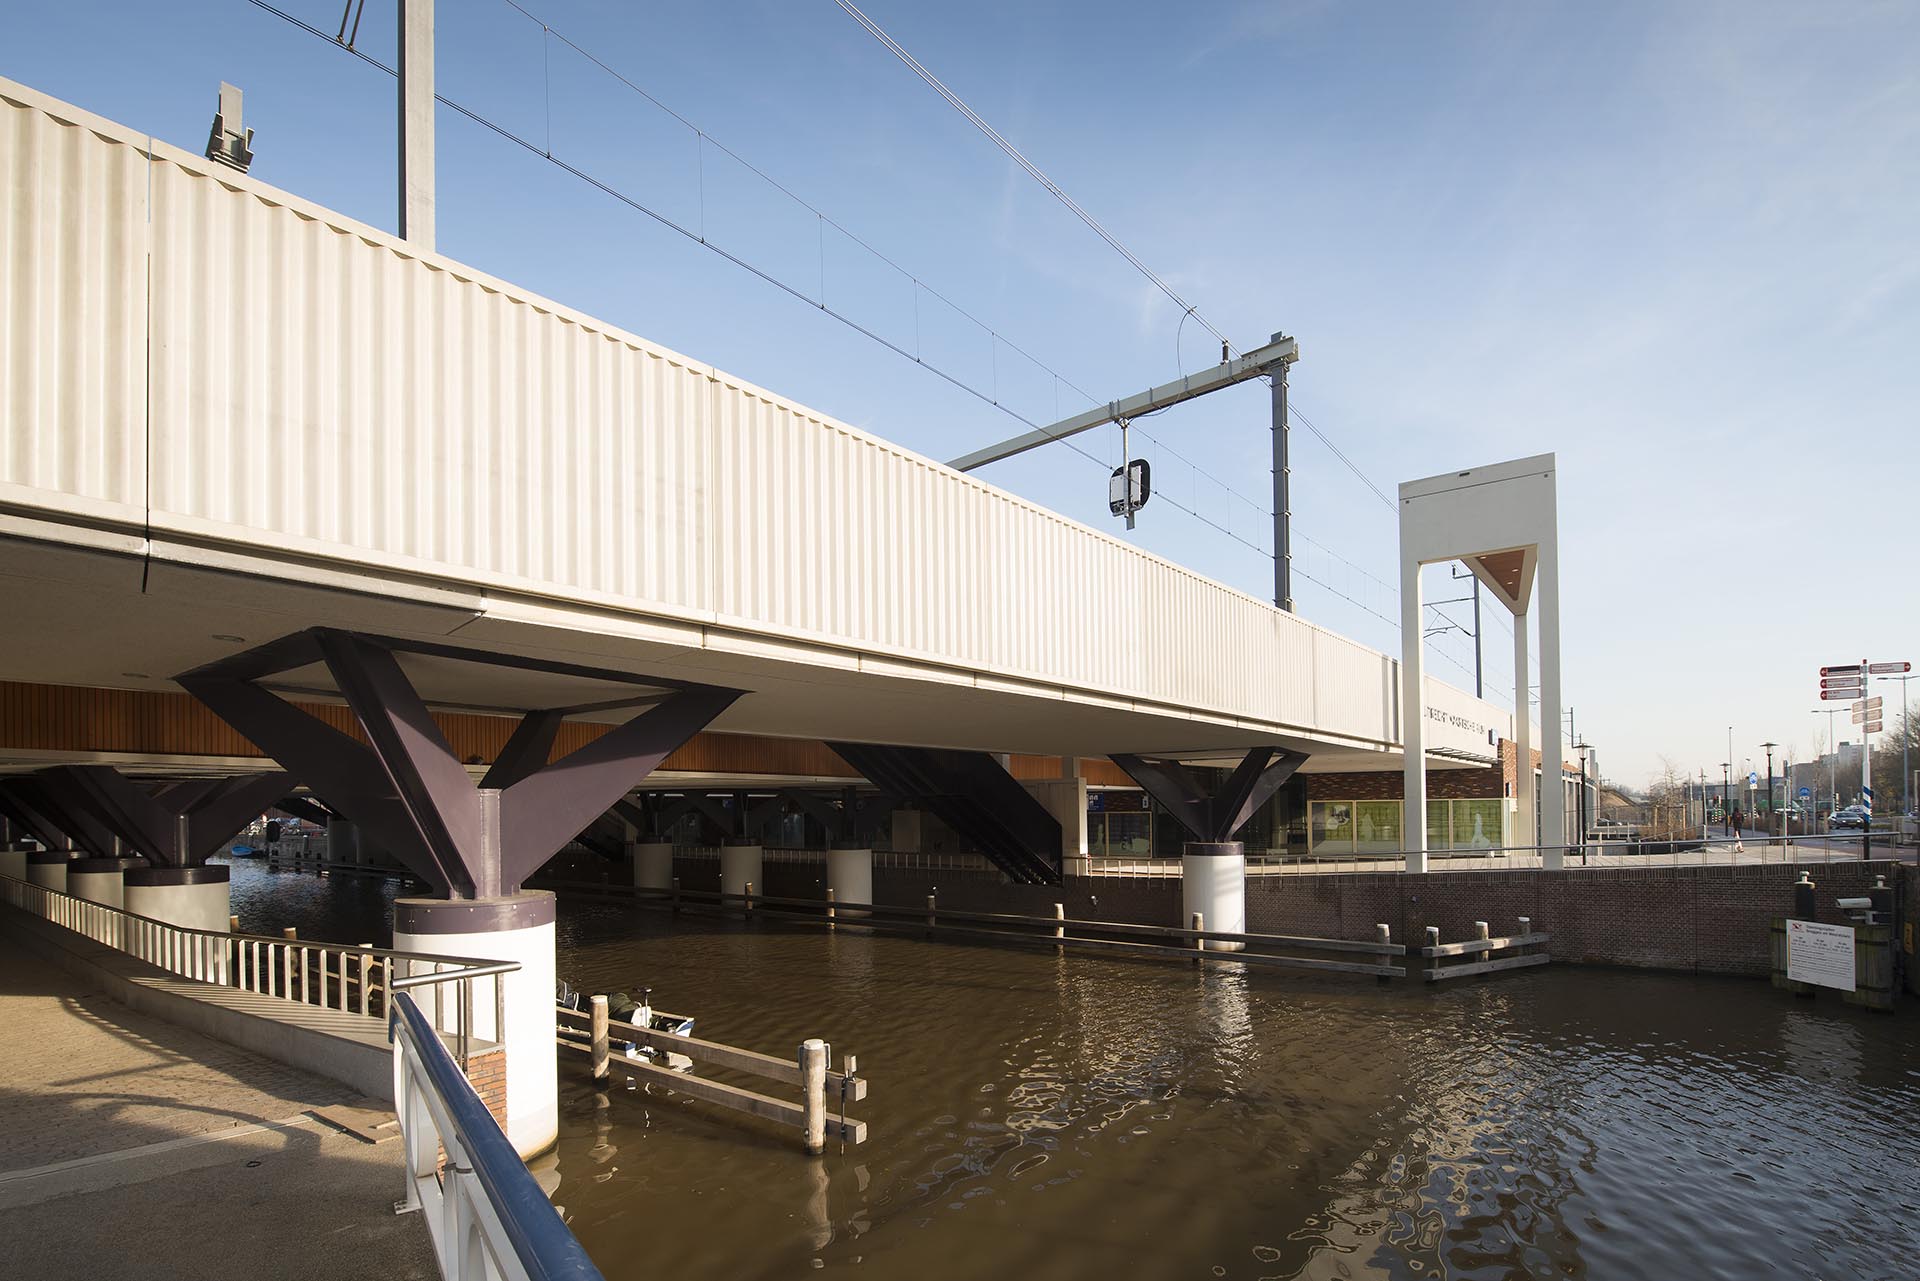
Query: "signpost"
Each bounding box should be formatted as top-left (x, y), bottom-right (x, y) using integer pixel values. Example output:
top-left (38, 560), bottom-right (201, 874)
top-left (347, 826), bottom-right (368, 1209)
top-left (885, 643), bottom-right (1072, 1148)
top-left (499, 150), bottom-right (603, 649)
top-left (1867, 661), bottom-right (1911, 675)
top-left (1785, 919), bottom-right (1856, 992)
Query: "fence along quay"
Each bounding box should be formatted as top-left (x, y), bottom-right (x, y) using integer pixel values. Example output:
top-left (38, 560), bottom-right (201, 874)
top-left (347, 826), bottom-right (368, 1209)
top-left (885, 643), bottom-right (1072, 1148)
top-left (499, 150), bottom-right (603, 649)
top-left (1, 870), bottom-right (606, 1281)
top-left (537, 874), bottom-right (1551, 983)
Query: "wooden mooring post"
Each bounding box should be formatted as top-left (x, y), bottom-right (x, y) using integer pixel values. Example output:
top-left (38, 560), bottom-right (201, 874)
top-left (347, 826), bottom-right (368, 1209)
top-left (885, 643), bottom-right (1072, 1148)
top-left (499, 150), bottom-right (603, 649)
top-left (1376, 924), bottom-right (1392, 984)
top-left (1054, 902), bottom-right (1065, 950)
top-left (800, 1038), bottom-right (828, 1155)
top-left (925, 890), bottom-right (937, 934)
top-left (556, 999), bottom-right (870, 1152)
top-left (589, 995), bottom-right (610, 1083)
top-left (1423, 918), bottom-right (1551, 982)
top-left (826, 887), bottom-right (836, 928)
top-left (1191, 911), bottom-right (1205, 964)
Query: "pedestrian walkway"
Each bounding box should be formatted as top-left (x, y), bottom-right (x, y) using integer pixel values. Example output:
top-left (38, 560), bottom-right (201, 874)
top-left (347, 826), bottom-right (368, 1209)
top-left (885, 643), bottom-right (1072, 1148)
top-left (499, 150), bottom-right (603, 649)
top-left (0, 922), bottom-right (435, 1281)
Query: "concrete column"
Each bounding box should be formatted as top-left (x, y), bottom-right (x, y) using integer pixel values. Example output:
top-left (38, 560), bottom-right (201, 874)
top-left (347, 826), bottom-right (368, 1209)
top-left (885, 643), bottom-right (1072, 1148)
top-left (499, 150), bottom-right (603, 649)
top-left (0, 843), bottom-right (30, 882)
top-left (68, 857), bottom-right (144, 910)
top-left (1183, 841), bottom-right (1246, 951)
top-left (1513, 609), bottom-right (1534, 851)
top-left (890, 809), bottom-right (922, 854)
top-left (826, 842), bottom-right (873, 913)
top-left (124, 867), bottom-right (231, 931)
top-left (26, 851), bottom-right (70, 893)
top-left (1400, 554), bottom-right (1428, 874)
top-left (633, 840), bottom-right (674, 891)
top-left (1023, 777), bottom-right (1089, 875)
top-left (393, 892), bottom-right (556, 1158)
top-left (1537, 531), bottom-right (1566, 869)
top-left (327, 817), bottom-right (361, 865)
top-left (720, 837), bottom-right (763, 899)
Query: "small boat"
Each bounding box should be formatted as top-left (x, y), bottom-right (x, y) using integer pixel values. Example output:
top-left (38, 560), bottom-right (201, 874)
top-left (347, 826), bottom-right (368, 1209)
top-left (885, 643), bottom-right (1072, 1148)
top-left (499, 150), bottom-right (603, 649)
top-left (556, 981), bottom-right (695, 1072)
top-left (229, 844), bottom-right (266, 859)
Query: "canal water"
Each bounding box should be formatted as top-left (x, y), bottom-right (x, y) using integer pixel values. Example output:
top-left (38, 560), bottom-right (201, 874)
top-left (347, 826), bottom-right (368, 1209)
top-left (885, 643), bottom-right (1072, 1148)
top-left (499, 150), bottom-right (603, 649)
top-left (227, 862), bottom-right (1920, 1280)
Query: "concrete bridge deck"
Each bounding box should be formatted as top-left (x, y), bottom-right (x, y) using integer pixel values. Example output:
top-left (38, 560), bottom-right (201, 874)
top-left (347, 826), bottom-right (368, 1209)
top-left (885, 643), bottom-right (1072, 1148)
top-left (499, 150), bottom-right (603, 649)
top-left (0, 924), bottom-right (434, 1281)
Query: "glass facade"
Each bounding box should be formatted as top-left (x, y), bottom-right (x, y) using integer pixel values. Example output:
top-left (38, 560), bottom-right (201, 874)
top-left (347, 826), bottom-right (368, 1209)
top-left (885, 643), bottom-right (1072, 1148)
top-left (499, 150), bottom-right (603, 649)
top-left (1309, 796), bottom-right (1509, 854)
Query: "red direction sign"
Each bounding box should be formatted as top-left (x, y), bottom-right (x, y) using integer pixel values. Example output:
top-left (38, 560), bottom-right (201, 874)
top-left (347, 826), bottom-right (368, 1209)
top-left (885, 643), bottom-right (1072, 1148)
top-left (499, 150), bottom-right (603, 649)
top-left (1821, 664), bottom-right (1863, 676)
top-left (1821, 677), bottom-right (1864, 689)
top-left (1820, 690), bottom-right (1855, 700)
top-left (1868, 661), bottom-right (1911, 674)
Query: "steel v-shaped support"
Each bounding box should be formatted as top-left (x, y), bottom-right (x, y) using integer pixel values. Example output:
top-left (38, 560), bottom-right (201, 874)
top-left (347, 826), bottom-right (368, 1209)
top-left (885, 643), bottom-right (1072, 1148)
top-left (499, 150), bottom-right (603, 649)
top-left (177, 629), bottom-right (741, 898)
top-left (1109, 747), bottom-right (1307, 844)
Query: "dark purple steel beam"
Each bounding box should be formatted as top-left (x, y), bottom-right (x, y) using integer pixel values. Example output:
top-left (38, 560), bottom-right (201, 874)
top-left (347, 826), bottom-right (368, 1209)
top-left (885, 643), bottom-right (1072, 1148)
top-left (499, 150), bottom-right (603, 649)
top-left (177, 628), bottom-right (740, 899)
top-left (1110, 748), bottom-right (1306, 844)
top-left (33, 765), bottom-right (295, 866)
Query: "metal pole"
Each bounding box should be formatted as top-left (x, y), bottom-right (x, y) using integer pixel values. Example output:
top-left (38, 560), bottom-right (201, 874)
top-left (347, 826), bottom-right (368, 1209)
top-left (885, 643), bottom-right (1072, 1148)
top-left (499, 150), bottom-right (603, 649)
top-left (398, 0), bottom-right (435, 249)
top-left (1271, 347), bottom-right (1292, 612)
top-left (1471, 574), bottom-right (1482, 699)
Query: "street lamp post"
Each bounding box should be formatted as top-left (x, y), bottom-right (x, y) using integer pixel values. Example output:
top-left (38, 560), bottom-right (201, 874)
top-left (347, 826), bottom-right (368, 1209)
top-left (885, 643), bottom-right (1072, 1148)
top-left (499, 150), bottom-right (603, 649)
top-left (1760, 741), bottom-right (1778, 838)
top-left (1573, 740), bottom-right (1592, 864)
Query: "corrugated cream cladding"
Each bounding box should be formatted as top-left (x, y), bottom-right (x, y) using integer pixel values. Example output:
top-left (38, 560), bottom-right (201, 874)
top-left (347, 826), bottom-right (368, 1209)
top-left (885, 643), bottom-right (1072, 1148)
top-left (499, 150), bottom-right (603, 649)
top-left (0, 92), bottom-right (146, 522)
top-left (147, 153), bottom-right (713, 609)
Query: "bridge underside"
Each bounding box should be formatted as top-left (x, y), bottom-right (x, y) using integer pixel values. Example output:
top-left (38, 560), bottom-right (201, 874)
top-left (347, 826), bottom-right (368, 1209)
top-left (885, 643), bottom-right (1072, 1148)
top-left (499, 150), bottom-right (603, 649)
top-left (0, 538), bottom-right (1444, 773)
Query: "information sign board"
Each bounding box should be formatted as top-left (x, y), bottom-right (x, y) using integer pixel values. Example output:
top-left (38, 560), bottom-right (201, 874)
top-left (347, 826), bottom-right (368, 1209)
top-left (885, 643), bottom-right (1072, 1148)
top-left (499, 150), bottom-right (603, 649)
top-left (1798, 786), bottom-right (1811, 800)
top-left (1850, 696), bottom-right (1882, 712)
top-left (1863, 719), bottom-right (1884, 734)
top-left (1867, 661), bottom-right (1911, 674)
top-left (1820, 665), bottom-right (1862, 676)
top-left (1786, 919), bottom-right (1855, 992)
top-left (1819, 691), bottom-right (1854, 700)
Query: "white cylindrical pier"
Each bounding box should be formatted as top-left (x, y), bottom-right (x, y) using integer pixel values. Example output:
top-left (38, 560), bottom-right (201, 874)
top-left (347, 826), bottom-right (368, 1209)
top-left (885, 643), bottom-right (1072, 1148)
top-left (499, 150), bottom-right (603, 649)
top-left (123, 866), bottom-right (232, 932)
top-left (1182, 841), bottom-right (1246, 951)
top-left (826, 843), bottom-right (873, 915)
top-left (67, 857), bottom-right (145, 910)
top-left (633, 841), bottom-right (674, 891)
top-left (0, 843), bottom-right (32, 882)
top-left (26, 851), bottom-right (71, 894)
top-left (393, 891), bottom-right (558, 1159)
top-left (720, 838), bottom-right (763, 901)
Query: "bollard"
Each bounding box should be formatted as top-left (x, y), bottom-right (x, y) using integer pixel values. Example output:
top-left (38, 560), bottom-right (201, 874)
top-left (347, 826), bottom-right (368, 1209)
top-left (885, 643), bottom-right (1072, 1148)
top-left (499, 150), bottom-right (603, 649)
top-left (589, 994), bottom-right (610, 1083)
top-left (229, 914), bottom-right (240, 933)
top-left (926, 891), bottom-right (937, 933)
top-left (840, 1052), bottom-right (858, 1137)
top-left (826, 886), bottom-right (837, 928)
top-left (745, 881), bottom-right (755, 916)
top-left (1376, 923), bottom-right (1392, 983)
top-left (1425, 925), bottom-right (1440, 966)
top-left (800, 1038), bottom-right (828, 1155)
top-left (1474, 921), bottom-right (1490, 942)
top-left (1054, 902), bottom-right (1066, 950)
top-left (1191, 910), bottom-right (1205, 963)
top-left (1793, 872), bottom-right (1816, 921)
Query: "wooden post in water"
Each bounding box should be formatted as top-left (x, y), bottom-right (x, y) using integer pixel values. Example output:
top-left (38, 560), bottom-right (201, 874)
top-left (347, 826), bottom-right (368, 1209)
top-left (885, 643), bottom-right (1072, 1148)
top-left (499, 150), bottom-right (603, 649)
top-left (1191, 910), bottom-right (1205, 964)
top-left (745, 881), bottom-right (755, 917)
top-left (229, 914), bottom-right (240, 933)
top-left (1474, 921), bottom-right (1490, 942)
top-left (1517, 917), bottom-right (1531, 959)
top-left (826, 886), bottom-right (836, 928)
top-left (589, 994), bottom-right (610, 1083)
top-left (1424, 926), bottom-right (1440, 981)
top-left (1376, 923), bottom-right (1392, 984)
top-left (671, 876), bottom-right (681, 914)
top-left (925, 890), bottom-right (937, 934)
top-left (800, 1038), bottom-right (828, 1154)
top-left (1054, 902), bottom-right (1066, 950)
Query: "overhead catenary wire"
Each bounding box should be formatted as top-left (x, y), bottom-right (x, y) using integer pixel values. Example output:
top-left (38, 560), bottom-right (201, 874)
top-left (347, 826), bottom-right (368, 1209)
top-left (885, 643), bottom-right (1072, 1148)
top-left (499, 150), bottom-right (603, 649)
top-left (249, 0), bottom-right (1493, 688)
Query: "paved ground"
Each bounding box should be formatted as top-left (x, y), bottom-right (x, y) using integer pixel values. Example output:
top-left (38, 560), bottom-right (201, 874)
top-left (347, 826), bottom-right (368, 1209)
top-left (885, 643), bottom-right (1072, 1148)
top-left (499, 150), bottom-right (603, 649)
top-left (0, 926), bottom-right (437, 1281)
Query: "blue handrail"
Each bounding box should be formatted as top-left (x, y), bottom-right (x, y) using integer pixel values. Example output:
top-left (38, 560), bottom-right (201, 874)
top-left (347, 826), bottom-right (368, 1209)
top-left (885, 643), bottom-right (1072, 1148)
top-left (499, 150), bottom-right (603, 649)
top-left (390, 994), bottom-right (604, 1281)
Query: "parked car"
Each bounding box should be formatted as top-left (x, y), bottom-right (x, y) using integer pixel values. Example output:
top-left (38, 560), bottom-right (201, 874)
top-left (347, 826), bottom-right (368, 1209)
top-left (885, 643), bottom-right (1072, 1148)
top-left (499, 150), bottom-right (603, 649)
top-left (1828, 806), bottom-right (1870, 829)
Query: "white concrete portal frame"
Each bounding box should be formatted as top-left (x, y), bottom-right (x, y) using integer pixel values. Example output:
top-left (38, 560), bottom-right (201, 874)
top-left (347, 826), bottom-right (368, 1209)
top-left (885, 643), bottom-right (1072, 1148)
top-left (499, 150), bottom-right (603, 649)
top-left (1399, 455), bottom-right (1563, 873)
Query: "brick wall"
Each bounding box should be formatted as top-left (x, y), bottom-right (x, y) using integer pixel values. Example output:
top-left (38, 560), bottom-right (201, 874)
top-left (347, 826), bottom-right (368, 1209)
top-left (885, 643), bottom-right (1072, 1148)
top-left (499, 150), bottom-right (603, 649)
top-left (1305, 766), bottom-right (1505, 801)
top-left (464, 1046), bottom-right (508, 1130)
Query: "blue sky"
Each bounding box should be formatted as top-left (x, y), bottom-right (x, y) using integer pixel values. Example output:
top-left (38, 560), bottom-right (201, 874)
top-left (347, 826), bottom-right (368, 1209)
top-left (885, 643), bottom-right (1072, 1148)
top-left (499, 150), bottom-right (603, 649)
top-left (9, 1), bottom-right (1917, 789)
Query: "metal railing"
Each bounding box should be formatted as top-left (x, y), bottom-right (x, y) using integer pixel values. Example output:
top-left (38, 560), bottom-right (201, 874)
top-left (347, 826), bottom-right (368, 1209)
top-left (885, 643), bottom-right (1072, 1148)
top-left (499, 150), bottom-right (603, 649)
top-left (392, 993), bottom-right (604, 1281)
top-left (0, 874), bottom-right (513, 1065)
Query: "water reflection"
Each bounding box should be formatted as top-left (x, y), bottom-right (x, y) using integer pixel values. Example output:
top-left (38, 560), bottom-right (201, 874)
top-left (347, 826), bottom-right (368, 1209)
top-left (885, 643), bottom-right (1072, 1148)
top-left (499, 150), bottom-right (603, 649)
top-left (233, 876), bottom-right (1920, 1280)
